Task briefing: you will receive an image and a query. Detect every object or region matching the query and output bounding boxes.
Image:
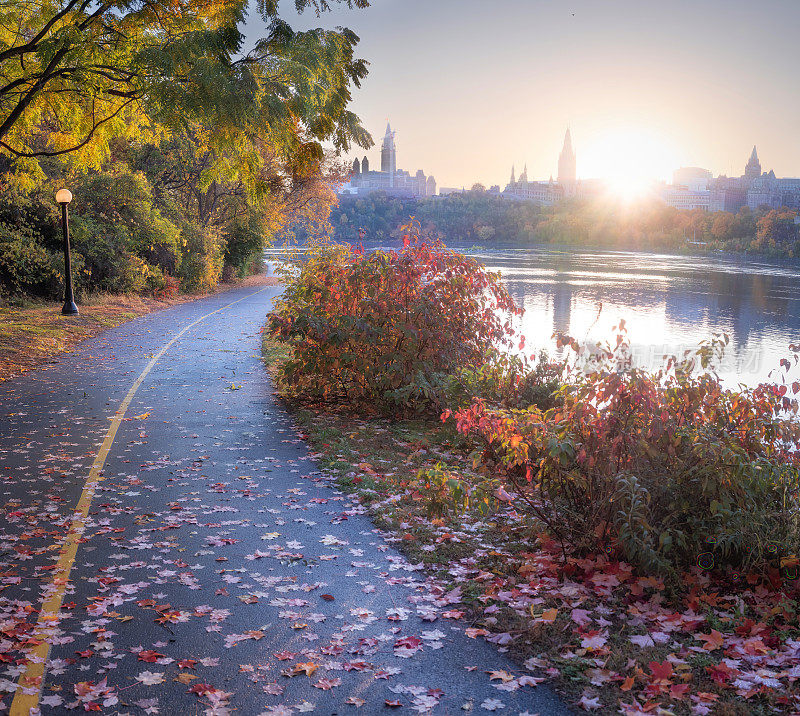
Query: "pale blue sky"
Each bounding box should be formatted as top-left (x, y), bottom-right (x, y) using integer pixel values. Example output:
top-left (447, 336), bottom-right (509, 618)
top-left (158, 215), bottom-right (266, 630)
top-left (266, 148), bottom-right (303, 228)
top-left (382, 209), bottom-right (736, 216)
top-left (244, 0), bottom-right (800, 188)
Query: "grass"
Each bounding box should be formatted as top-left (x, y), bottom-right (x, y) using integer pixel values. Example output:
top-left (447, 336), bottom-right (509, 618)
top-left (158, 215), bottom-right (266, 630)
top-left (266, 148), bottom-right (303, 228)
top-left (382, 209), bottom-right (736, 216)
top-left (259, 332), bottom-right (800, 714)
top-left (0, 274), bottom-right (279, 383)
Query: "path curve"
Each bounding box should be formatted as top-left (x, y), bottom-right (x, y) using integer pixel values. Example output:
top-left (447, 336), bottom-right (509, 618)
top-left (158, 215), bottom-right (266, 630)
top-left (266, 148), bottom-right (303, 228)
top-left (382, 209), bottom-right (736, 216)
top-left (0, 284), bottom-right (570, 715)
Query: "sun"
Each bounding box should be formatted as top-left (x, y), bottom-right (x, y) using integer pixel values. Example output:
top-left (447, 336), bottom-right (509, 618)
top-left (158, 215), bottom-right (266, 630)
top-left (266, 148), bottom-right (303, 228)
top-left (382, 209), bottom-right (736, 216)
top-left (581, 127), bottom-right (679, 201)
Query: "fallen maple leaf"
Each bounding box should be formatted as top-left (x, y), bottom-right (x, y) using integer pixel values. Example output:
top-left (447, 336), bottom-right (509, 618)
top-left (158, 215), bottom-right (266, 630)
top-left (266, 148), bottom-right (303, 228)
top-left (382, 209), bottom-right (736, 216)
top-left (533, 607), bottom-right (558, 623)
top-left (284, 662), bottom-right (318, 677)
top-left (135, 671), bottom-right (164, 686)
top-left (313, 678), bottom-right (341, 690)
top-left (695, 629), bottom-right (725, 651)
top-left (487, 670), bottom-right (515, 683)
top-left (578, 693), bottom-right (602, 710)
top-left (137, 650), bottom-right (164, 663)
top-left (648, 660), bottom-right (674, 682)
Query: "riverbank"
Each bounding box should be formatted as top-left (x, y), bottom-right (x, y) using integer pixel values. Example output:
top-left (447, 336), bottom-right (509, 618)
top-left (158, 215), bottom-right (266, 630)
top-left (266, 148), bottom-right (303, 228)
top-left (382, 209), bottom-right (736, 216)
top-left (0, 274), bottom-right (279, 383)
top-left (261, 330), bottom-right (800, 715)
top-left (330, 192), bottom-right (800, 261)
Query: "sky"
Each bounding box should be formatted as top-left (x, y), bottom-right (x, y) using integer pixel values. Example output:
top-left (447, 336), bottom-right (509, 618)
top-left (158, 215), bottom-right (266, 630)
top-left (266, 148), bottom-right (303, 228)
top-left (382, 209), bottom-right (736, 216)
top-left (244, 0), bottom-right (800, 189)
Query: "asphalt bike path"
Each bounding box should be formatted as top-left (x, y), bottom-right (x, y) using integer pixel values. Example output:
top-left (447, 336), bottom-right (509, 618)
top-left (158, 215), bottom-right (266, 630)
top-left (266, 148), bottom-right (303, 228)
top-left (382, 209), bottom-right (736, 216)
top-left (0, 284), bottom-right (570, 715)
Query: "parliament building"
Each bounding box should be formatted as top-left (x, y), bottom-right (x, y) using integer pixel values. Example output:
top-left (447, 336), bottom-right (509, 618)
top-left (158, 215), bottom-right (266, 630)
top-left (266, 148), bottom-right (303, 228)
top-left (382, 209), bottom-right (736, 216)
top-left (341, 123), bottom-right (437, 198)
top-left (503, 128), bottom-right (583, 205)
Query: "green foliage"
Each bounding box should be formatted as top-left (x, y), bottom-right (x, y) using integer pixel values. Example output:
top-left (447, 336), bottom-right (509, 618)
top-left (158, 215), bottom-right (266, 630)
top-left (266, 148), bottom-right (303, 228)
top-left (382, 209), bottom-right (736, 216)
top-left (268, 220), bottom-right (522, 411)
top-left (0, 223), bottom-right (61, 297)
top-left (451, 329), bottom-right (800, 578)
top-left (223, 212), bottom-right (267, 278)
top-left (412, 462), bottom-right (498, 518)
top-left (331, 192), bottom-right (800, 258)
top-left (175, 221), bottom-right (225, 293)
top-left (0, 0), bottom-right (371, 300)
top-left (331, 191), bottom-right (545, 243)
top-left (71, 168), bottom-right (181, 273)
top-left (438, 350), bottom-right (561, 413)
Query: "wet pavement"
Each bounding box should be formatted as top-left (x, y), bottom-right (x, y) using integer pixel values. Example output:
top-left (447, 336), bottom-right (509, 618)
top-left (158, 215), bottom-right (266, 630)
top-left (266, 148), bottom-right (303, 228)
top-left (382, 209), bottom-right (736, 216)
top-left (0, 284), bottom-right (569, 715)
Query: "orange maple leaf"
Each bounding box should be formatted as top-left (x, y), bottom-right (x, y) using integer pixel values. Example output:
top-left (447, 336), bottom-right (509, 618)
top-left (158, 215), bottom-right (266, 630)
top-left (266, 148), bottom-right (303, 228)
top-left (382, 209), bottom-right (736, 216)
top-left (695, 629), bottom-right (725, 650)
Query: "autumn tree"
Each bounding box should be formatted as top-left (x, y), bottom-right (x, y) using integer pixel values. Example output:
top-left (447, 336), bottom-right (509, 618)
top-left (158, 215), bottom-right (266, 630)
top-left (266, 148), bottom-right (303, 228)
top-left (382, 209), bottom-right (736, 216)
top-left (754, 209), bottom-right (799, 252)
top-left (0, 0), bottom-right (372, 181)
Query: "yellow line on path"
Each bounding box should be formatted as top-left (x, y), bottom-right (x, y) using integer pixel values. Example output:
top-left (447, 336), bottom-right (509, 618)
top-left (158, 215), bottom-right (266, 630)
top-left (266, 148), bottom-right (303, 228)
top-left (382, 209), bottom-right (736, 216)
top-left (10, 287), bottom-right (271, 715)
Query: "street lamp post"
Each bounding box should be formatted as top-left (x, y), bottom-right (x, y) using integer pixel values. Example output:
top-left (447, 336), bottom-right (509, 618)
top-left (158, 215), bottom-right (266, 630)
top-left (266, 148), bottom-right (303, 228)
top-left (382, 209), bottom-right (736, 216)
top-left (56, 189), bottom-right (78, 316)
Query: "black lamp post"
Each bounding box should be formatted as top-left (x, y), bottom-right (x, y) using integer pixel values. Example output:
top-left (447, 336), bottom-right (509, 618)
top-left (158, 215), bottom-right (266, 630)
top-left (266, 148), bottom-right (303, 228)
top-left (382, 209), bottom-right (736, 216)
top-left (56, 188), bottom-right (78, 316)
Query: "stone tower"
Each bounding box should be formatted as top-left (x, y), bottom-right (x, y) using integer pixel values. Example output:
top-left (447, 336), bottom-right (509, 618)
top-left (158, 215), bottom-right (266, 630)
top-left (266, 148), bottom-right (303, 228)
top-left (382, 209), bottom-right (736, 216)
top-left (426, 175), bottom-right (437, 196)
top-left (558, 127), bottom-right (577, 186)
top-left (352, 158), bottom-right (361, 174)
top-left (362, 156), bottom-right (369, 173)
top-left (745, 146), bottom-right (761, 180)
top-left (381, 122), bottom-right (397, 181)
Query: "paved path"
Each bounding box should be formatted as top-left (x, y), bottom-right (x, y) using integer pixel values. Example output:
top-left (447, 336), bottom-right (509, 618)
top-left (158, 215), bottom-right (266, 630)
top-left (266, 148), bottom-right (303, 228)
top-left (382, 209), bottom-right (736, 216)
top-left (0, 285), bottom-right (570, 715)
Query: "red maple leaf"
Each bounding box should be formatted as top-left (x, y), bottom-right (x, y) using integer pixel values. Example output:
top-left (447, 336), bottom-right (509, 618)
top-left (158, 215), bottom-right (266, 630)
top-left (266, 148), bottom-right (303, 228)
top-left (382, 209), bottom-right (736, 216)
top-left (137, 650), bottom-right (164, 663)
top-left (648, 660), bottom-right (674, 682)
top-left (394, 636), bottom-right (422, 649)
top-left (706, 662), bottom-right (737, 684)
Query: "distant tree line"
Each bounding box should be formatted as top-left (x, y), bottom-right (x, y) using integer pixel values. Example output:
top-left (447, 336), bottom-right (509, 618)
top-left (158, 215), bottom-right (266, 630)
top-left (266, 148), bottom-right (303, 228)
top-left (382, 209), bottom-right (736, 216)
top-left (331, 190), bottom-right (800, 258)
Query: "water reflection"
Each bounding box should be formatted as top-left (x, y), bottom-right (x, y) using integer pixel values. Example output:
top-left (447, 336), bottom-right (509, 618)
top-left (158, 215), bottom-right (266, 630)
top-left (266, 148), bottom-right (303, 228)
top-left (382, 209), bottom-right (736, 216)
top-left (475, 247), bottom-right (800, 387)
top-left (264, 242), bottom-right (800, 387)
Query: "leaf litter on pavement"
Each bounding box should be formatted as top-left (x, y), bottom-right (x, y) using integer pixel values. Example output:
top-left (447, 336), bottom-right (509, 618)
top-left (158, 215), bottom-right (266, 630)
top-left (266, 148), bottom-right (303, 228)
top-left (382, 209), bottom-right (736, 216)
top-left (292, 408), bottom-right (800, 715)
top-left (0, 357), bottom-right (549, 715)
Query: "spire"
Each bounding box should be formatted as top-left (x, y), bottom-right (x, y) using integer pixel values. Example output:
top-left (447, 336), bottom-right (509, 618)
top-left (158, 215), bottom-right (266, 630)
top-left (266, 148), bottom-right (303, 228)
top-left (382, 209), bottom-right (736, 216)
top-left (381, 121), bottom-right (397, 178)
top-left (558, 125), bottom-right (577, 186)
top-left (562, 127), bottom-right (574, 156)
top-left (745, 144), bottom-right (761, 179)
top-left (510, 164), bottom-right (516, 185)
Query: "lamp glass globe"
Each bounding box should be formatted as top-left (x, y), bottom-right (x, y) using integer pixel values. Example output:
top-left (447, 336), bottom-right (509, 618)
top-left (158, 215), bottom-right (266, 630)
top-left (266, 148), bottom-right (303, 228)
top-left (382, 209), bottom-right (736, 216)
top-left (55, 189), bottom-right (73, 205)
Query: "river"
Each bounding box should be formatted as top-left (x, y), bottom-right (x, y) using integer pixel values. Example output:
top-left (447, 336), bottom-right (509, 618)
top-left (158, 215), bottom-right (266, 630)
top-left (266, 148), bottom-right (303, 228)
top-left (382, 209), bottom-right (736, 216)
top-left (264, 242), bottom-right (800, 388)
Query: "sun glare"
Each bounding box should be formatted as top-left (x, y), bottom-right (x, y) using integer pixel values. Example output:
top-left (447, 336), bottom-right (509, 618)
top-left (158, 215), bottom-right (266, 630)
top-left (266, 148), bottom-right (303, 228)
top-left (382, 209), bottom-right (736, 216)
top-left (581, 128), bottom-right (679, 201)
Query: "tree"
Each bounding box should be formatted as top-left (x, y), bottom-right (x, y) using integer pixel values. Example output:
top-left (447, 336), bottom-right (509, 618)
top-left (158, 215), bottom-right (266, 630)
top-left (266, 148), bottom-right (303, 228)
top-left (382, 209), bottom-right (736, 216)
top-left (0, 0), bottom-right (372, 180)
top-left (710, 212), bottom-right (735, 241)
top-left (754, 210), bottom-right (799, 252)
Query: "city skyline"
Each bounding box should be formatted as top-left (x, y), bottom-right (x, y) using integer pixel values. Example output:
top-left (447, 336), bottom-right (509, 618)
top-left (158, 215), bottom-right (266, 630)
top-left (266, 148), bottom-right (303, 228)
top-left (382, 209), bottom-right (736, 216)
top-left (245, 0), bottom-right (800, 189)
top-left (344, 119), bottom-right (794, 201)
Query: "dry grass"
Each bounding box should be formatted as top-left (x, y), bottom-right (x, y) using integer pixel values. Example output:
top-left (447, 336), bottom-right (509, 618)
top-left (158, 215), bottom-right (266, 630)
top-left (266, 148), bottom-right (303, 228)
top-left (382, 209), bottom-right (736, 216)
top-left (0, 273), bottom-right (280, 383)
